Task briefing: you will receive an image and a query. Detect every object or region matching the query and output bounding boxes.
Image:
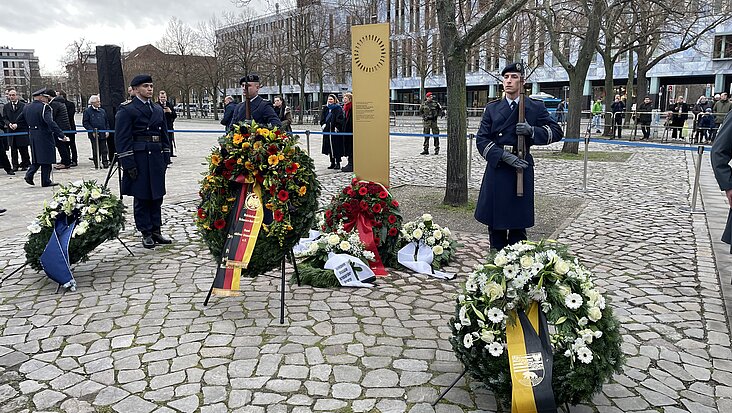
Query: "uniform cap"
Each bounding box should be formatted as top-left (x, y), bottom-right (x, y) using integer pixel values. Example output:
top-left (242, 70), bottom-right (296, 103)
top-left (501, 62), bottom-right (524, 76)
top-left (130, 74), bottom-right (153, 87)
top-left (240, 74), bottom-right (260, 85)
top-left (426, 92), bottom-right (432, 97)
top-left (32, 87), bottom-right (53, 97)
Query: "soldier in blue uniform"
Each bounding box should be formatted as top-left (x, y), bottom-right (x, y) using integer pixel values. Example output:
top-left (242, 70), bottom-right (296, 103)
top-left (229, 74), bottom-right (282, 129)
top-left (115, 74), bottom-right (173, 249)
top-left (24, 88), bottom-right (67, 187)
top-left (474, 63), bottom-right (563, 251)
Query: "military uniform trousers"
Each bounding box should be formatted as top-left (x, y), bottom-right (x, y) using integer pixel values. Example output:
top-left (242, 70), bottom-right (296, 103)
top-left (423, 119), bottom-right (440, 151)
top-left (134, 198), bottom-right (164, 236)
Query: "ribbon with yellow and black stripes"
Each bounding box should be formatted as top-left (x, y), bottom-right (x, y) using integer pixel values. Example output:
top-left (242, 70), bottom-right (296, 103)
top-left (506, 302), bottom-right (557, 413)
top-left (212, 182), bottom-right (264, 296)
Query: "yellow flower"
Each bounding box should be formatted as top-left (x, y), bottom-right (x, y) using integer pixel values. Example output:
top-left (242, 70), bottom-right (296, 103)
top-left (253, 141), bottom-right (263, 150)
top-left (285, 225), bottom-right (293, 231)
top-left (211, 154), bottom-right (221, 166)
top-left (237, 158), bottom-right (243, 164)
top-left (232, 133), bottom-right (244, 145)
top-left (298, 186), bottom-right (307, 196)
top-left (245, 161), bottom-right (255, 171)
top-left (222, 205), bottom-right (229, 212)
top-left (278, 154), bottom-right (284, 161)
top-left (227, 197), bottom-right (236, 202)
top-left (242, 142), bottom-right (251, 149)
top-left (265, 203), bottom-right (274, 210)
top-left (206, 175), bottom-right (215, 182)
top-left (268, 155), bottom-right (279, 166)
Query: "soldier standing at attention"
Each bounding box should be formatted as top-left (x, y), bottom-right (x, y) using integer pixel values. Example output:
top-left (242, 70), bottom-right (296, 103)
top-left (23, 88), bottom-right (67, 187)
top-left (115, 74), bottom-right (173, 249)
top-left (474, 63), bottom-right (563, 251)
top-left (420, 92), bottom-right (443, 155)
top-left (229, 74), bottom-right (282, 128)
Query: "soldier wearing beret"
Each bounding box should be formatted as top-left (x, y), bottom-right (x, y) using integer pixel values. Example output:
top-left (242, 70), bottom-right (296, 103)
top-left (711, 110), bottom-right (732, 250)
top-left (474, 63), bottom-right (563, 251)
top-left (229, 74), bottom-right (282, 129)
top-left (23, 88), bottom-right (67, 187)
top-left (115, 74), bottom-right (173, 249)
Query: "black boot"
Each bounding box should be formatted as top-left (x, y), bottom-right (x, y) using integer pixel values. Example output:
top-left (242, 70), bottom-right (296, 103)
top-left (335, 161), bottom-right (341, 170)
top-left (142, 234), bottom-right (155, 249)
top-left (327, 157), bottom-right (336, 169)
top-left (341, 162), bottom-right (353, 172)
top-left (151, 232), bottom-right (172, 244)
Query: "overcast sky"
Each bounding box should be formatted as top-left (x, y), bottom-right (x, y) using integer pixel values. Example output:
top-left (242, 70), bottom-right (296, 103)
top-left (0, 0), bottom-right (272, 74)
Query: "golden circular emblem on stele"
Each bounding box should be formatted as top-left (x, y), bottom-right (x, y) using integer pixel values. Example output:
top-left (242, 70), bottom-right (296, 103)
top-left (353, 34), bottom-right (387, 73)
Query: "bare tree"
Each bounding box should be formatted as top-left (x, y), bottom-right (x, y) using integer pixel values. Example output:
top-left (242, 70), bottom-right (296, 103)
top-left (64, 38), bottom-right (95, 109)
top-left (158, 17), bottom-right (199, 118)
top-left (220, 10), bottom-right (262, 96)
top-left (196, 16), bottom-right (234, 120)
top-left (535, 0), bottom-right (605, 153)
top-left (436, 0), bottom-right (529, 205)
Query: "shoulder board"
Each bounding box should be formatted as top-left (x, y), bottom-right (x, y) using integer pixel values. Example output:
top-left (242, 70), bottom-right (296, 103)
top-left (486, 98), bottom-right (502, 105)
top-left (120, 100), bottom-right (131, 106)
top-left (528, 96), bottom-right (543, 101)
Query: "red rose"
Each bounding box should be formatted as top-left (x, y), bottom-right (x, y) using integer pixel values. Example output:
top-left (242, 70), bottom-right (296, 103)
top-left (197, 208), bottom-right (207, 220)
top-left (286, 163), bottom-right (298, 174)
top-left (388, 227), bottom-right (398, 236)
top-left (222, 170), bottom-right (232, 180)
top-left (360, 200), bottom-right (369, 211)
top-left (268, 144), bottom-right (279, 155)
top-left (275, 129), bottom-right (283, 136)
top-left (358, 186), bottom-right (368, 196)
top-left (214, 219), bottom-right (226, 230)
top-left (387, 214), bottom-right (397, 224)
top-left (342, 187), bottom-right (350, 195)
top-left (321, 225), bottom-right (326, 231)
top-left (325, 210), bottom-right (333, 219)
top-left (372, 204), bottom-right (382, 213)
top-left (373, 236), bottom-right (380, 245)
top-left (351, 178), bottom-right (358, 185)
top-left (391, 200), bottom-right (399, 207)
top-left (224, 158), bottom-right (236, 170)
top-left (278, 190), bottom-right (289, 202)
top-left (374, 221), bottom-right (382, 228)
top-left (347, 188), bottom-right (355, 197)
top-left (379, 191), bottom-right (388, 199)
top-left (274, 209), bottom-right (284, 222)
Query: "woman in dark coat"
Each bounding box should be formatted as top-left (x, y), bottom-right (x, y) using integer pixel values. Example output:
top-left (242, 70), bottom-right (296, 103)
top-left (341, 92), bottom-right (354, 172)
top-left (320, 94), bottom-right (345, 169)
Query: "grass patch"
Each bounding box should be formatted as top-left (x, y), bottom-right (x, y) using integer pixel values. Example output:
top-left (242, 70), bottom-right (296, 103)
top-left (437, 199), bottom-right (478, 212)
top-left (533, 151), bottom-right (631, 162)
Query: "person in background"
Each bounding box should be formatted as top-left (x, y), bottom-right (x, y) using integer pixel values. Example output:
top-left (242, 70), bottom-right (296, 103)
top-left (48, 90), bottom-right (72, 169)
top-left (610, 94), bottom-right (625, 139)
top-left (273, 96), bottom-right (292, 132)
top-left (420, 92), bottom-right (443, 155)
top-left (320, 94), bottom-right (345, 170)
top-left (341, 92), bottom-right (354, 172)
top-left (670, 95), bottom-right (689, 141)
top-left (700, 108), bottom-right (716, 144)
top-left (555, 99), bottom-right (565, 125)
top-left (711, 110), bottom-right (732, 252)
top-left (0, 109), bottom-right (13, 175)
top-left (57, 91), bottom-right (78, 166)
top-left (3, 89), bottom-right (30, 171)
top-left (220, 96), bottom-right (236, 129)
top-left (157, 90), bottom-right (177, 157)
top-left (82, 95), bottom-right (110, 168)
top-left (692, 95), bottom-right (711, 143)
top-left (591, 98), bottom-right (603, 133)
top-left (637, 96), bottom-right (654, 141)
top-left (24, 88), bottom-right (67, 187)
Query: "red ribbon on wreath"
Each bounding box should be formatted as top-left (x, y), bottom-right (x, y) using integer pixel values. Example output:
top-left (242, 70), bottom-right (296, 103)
top-left (343, 213), bottom-right (388, 276)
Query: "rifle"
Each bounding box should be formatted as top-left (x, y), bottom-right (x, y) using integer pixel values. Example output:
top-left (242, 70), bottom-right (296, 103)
top-left (244, 80), bottom-right (251, 121)
top-left (516, 62), bottom-right (526, 197)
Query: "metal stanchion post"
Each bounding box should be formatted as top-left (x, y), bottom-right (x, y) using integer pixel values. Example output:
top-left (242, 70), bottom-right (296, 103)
top-left (679, 145), bottom-right (706, 214)
top-left (305, 130), bottom-right (311, 155)
top-left (583, 134), bottom-right (590, 192)
top-left (468, 133), bottom-right (474, 182)
top-left (94, 128), bottom-right (101, 169)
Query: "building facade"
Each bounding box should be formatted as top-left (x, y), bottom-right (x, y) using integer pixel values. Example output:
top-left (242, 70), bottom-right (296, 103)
top-left (0, 47), bottom-right (41, 101)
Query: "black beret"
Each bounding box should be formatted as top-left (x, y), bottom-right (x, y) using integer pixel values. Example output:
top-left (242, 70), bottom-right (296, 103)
top-left (239, 74), bottom-right (260, 85)
top-left (501, 62), bottom-right (524, 76)
top-left (130, 74), bottom-right (153, 87)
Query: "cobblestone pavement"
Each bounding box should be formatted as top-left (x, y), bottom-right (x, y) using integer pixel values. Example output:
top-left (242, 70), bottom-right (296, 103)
top-left (0, 118), bottom-right (731, 412)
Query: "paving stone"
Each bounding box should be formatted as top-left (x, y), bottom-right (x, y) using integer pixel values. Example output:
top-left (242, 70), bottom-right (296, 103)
top-left (93, 386), bottom-right (130, 406)
top-left (362, 369), bottom-right (399, 388)
top-left (112, 395), bottom-right (157, 413)
top-left (32, 389), bottom-right (66, 410)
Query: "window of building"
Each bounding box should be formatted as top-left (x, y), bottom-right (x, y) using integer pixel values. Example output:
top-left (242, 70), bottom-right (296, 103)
top-left (713, 34), bottom-right (732, 59)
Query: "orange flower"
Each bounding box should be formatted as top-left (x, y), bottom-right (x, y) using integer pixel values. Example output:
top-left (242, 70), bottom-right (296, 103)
top-left (278, 154), bottom-right (284, 161)
top-left (242, 142), bottom-right (251, 149)
top-left (268, 155), bottom-right (279, 166)
top-left (232, 133), bottom-right (244, 145)
top-left (237, 158), bottom-right (243, 164)
top-left (211, 154), bottom-right (221, 166)
top-left (298, 186), bottom-right (307, 196)
top-left (253, 141), bottom-right (263, 150)
top-left (245, 161), bottom-right (255, 171)
top-left (222, 205), bottom-right (229, 212)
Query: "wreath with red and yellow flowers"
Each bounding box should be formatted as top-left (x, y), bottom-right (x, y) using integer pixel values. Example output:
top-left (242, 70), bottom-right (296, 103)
top-left (321, 179), bottom-right (402, 267)
top-left (196, 121), bottom-right (320, 276)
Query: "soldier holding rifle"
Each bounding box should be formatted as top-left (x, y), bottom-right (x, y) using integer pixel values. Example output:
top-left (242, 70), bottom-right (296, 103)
top-left (474, 63), bottom-right (563, 251)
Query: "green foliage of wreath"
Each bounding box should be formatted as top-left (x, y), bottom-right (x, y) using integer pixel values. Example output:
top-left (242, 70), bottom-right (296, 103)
top-left (289, 263), bottom-right (341, 288)
top-left (196, 123), bottom-right (321, 276)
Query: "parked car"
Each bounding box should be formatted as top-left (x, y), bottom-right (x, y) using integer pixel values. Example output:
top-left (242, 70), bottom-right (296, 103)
top-left (529, 92), bottom-right (562, 120)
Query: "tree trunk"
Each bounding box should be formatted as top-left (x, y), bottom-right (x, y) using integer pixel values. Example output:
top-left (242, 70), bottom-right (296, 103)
top-left (561, 73), bottom-right (586, 154)
top-left (299, 66), bottom-right (307, 123)
top-left (420, 75), bottom-right (426, 103)
top-left (442, 49), bottom-right (468, 206)
top-left (602, 55), bottom-right (615, 137)
top-left (624, 51), bottom-right (634, 130)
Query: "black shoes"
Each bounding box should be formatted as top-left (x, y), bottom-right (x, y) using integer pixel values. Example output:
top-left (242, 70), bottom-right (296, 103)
top-left (142, 235), bottom-right (155, 249)
top-left (327, 163), bottom-right (336, 169)
top-left (420, 150), bottom-right (429, 155)
top-left (341, 163), bottom-right (353, 172)
top-left (103, 162), bottom-right (110, 169)
top-left (151, 232), bottom-right (172, 244)
top-left (0, 208), bottom-right (6, 215)
top-left (5, 169), bottom-right (14, 175)
top-left (42, 182), bottom-right (59, 187)
top-left (434, 149), bottom-right (440, 155)
top-left (24, 176), bottom-right (35, 186)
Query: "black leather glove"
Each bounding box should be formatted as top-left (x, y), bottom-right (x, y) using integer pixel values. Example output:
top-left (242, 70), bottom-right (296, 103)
top-left (501, 150), bottom-right (529, 169)
top-left (127, 167), bottom-right (138, 180)
top-left (516, 122), bottom-right (534, 137)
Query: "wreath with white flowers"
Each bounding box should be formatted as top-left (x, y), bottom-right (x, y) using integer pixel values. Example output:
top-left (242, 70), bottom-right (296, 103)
top-left (450, 240), bottom-right (624, 407)
top-left (398, 213), bottom-right (459, 269)
top-left (24, 180), bottom-right (126, 271)
top-left (293, 224), bottom-right (376, 288)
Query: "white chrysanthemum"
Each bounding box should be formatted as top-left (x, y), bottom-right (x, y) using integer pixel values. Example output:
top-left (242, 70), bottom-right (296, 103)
top-left (541, 301), bottom-right (552, 313)
top-left (454, 322), bottom-right (462, 331)
top-left (503, 264), bottom-right (518, 279)
top-left (494, 254), bottom-right (508, 266)
top-left (529, 286), bottom-right (547, 302)
top-left (433, 230), bottom-right (443, 240)
top-left (463, 333), bottom-right (474, 349)
top-left (465, 278), bottom-right (478, 292)
top-left (480, 330), bottom-right (495, 343)
top-left (98, 208), bottom-right (109, 216)
top-left (48, 200), bottom-right (59, 209)
top-left (426, 236), bottom-right (436, 246)
top-left (484, 282), bottom-right (504, 301)
top-left (459, 306), bottom-right (470, 325)
top-left (27, 223), bottom-right (42, 234)
top-left (576, 346), bottom-right (593, 364)
top-left (565, 293), bottom-right (583, 310)
top-left (486, 307), bottom-right (505, 324)
top-left (587, 306), bottom-right (602, 322)
top-left (412, 229), bottom-right (423, 239)
top-left (88, 205), bottom-right (97, 214)
top-left (327, 234), bottom-right (340, 245)
top-left (520, 254), bottom-right (534, 269)
top-left (363, 250), bottom-right (375, 261)
top-left (488, 342), bottom-right (504, 357)
top-left (555, 259), bottom-right (570, 275)
top-left (74, 220), bottom-right (89, 236)
top-left (441, 240), bottom-right (450, 249)
top-left (94, 215), bottom-right (102, 223)
top-left (90, 188), bottom-right (102, 199)
top-left (432, 245), bottom-right (444, 255)
top-left (442, 227), bottom-right (451, 237)
top-left (339, 240), bottom-right (351, 251)
top-left (422, 213), bottom-right (433, 222)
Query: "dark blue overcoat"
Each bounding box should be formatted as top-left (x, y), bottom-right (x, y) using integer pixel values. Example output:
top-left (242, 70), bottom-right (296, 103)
top-left (474, 97), bottom-right (563, 229)
top-left (229, 95), bottom-right (282, 129)
top-left (24, 100), bottom-right (65, 165)
top-left (115, 98), bottom-right (171, 200)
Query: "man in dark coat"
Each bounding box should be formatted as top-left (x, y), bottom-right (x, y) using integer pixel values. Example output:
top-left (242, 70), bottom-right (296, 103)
top-left (58, 91), bottom-right (78, 166)
top-left (157, 90), bottom-right (177, 156)
top-left (23, 88), bottom-right (67, 187)
top-left (0, 109), bottom-right (12, 175)
top-left (82, 95), bottom-right (110, 168)
top-left (273, 96), bottom-right (293, 132)
top-left (711, 111), bottom-right (732, 251)
top-left (115, 74), bottom-right (173, 249)
top-left (474, 63), bottom-right (563, 251)
top-left (637, 96), bottom-right (654, 141)
top-left (229, 74), bottom-right (282, 129)
top-left (48, 91), bottom-right (72, 169)
top-left (670, 96), bottom-right (689, 141)
top-left (3, 89), bottom-right (30, 171)
top-left (220, 96), bottom-right (236, 129)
